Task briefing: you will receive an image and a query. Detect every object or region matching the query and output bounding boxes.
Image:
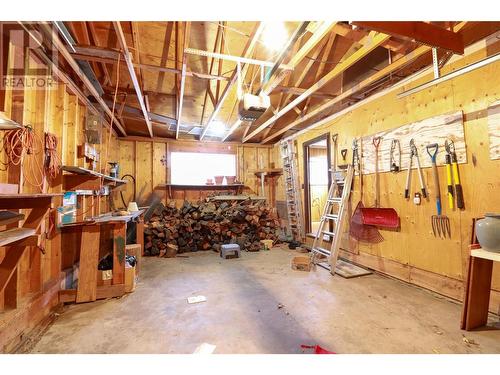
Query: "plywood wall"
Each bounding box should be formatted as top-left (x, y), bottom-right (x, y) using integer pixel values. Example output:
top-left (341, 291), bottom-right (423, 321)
top-left (0, 45), bottom-right (119, 351)
top-left (272, 41), bottom-right (500, 311)
top-left (114, 139), bottom-right (275, 208)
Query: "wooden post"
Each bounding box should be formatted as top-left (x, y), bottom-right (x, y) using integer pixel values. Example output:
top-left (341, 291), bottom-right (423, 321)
top-left (461, 255), bottom-right (493, 330)
top-left (75, 225), bottom-right (100, 303)
top-left (112, 222), bottom-right (126, 285)
top-left (136, 217), bottom-right (145, 256)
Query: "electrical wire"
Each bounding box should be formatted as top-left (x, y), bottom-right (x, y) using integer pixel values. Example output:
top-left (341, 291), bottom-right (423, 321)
top-left (3, 125), bottom-right (45, 189)
top-left (45, 132), bottom-right (61, 179)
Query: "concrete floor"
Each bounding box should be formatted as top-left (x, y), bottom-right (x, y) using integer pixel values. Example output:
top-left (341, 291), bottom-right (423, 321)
top-left (31, 247), bottom-right (500, 354)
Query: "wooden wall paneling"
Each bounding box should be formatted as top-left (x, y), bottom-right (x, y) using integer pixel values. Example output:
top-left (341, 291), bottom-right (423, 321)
top-left (64, 95), bottom-right (78, 167)
top-left (116, 140), bottom-right (135, 208)
top-left (487, 100), bottom-right (500, 160)
top-left (243, 147), bottom-right (258, 195)
top-left (135, 141), bottom-right (153, 206)
top-left (359, 111), bottom-right (466, 175)
top-left (152, 142), bottom-right (167, 204)
top-left (292, 46), bottom-right (500, 304)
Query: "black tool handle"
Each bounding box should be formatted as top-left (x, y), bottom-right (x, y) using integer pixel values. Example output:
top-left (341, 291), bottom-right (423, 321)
top-left (421, 188), bottom-right (427, 198)
top-left (404, 189), bottom-right (410, 199)
top-left (455, 184), bottom-right (465, 209)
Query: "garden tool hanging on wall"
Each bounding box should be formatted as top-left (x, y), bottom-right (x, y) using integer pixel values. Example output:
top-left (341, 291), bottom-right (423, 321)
top-left (360, 137), bottom-right (400, 228)
top-left (426, 143), bottom-right (451, 238)
top-left (444, 139), bottom-right (465, 210)
top-left (389, 139), bottom-right (401, 173)
top-left (349, 138), bottom-right (384, 243)
top-left (405, 139), bottom-right (427, 200)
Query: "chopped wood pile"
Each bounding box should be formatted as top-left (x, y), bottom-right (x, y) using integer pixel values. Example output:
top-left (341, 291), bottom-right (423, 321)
top-left (144, 200), bottom-right (281, 257)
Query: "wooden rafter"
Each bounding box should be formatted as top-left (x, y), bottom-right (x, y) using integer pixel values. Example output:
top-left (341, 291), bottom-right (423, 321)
top-left (87, 22), bottom-right (112, 86)
top-left (155, 22), bottom-right (174, 93)
top-left (199, 22), bottom-right (264, 141)
top-left (261, 22), bottom-right (469, 143)
top-left (260, 21), bottom-right (335, 95)
top-left (224, 23), bottom-right (335, 143)
top-left (352, 21), bottom-right (464, 54)
top-left (114, 21), bottom-right (153, 137)
top-left (243, 31), bottom-right (391, 142)
top-left (260, 35), bottom-right (331, 140)
top-left (130, 22), bottom-right (145, 92)
top-left (301, 32), bottom-right (336, 115)
top-left (175, 21), bottom-right (191, 139)
top-left (33, 22), bottom-right (126, 136)
top-left (200, 22), bottom-right (223, 126)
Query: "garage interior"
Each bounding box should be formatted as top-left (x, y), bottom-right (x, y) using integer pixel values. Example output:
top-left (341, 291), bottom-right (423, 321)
top-left (0, 18), bottom-right (500, 355)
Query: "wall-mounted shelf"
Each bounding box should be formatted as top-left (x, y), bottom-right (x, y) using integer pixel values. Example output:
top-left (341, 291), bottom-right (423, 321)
top-left (0, 189), bottom-right (58, 311)
top-left (155, 183), bottom-right (244, 199)
top-left (62, 166), bottom-right (127, 191)
top-left (0, 228), bottom-right (37, 247)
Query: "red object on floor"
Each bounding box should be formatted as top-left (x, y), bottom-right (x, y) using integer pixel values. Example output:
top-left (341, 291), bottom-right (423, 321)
top-left (301, 345), bottom-right (336, 354)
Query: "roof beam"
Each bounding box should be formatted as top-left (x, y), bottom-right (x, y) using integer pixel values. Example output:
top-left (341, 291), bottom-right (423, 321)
top-left (261, 22), bottom-right (469, 143)
top-left (104, 100), bottom-right (176, 126)
top-left (200, 22), bottom-right (223, 126)
top-left (260, 21), bottom-right (335, 95)
top-left (175, 21), bottom-right (191, 139)
top-left (224, 23), bottom-right (335, 142)
top-left (87, 22), bottom-right (112, 86)
top-left (352, 21), bottom-right (464, 54)
top-left (199, 23), bottom-right (264, 141)
top-left (33, 22), bottom-right (126, 136)
top-left (155, 22), bottom-right (174, 93)
top-left (243, 31), bottom-right (391, 142)
top-left (114, 21), bottom-right (153, 137)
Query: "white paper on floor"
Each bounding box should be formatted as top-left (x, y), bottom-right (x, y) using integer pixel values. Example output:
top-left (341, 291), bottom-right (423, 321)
top-left (193, 343), bottom-right (216, 354)
top-left (187, 295), bottom-right (207, 304)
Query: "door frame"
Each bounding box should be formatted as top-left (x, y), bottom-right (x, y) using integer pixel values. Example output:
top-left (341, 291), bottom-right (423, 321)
top-left (302, 132), bottom-right (331, 235)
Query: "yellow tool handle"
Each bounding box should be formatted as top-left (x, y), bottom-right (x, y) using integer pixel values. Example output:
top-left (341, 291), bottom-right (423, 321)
top-left (446, 162), bottom-right (454, 209)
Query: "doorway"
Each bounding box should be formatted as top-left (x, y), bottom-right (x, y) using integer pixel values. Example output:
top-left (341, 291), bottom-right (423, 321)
top-left (303, 133), bottom-right (331, 236)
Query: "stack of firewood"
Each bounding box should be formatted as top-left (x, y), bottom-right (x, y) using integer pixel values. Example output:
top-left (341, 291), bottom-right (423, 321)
top-left (144, 199), bottom-right (281, 257)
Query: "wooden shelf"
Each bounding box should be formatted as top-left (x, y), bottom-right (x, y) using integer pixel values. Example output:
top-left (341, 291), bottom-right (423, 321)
top-left (61, 209), bottom-right (146, 227)
top-left (471, 248), bottom-right (500, 262)
top-left (156, 183), bottom-right (244, 189)
top-left (253, 168), bottom-right (283, 177)
top-left (0, 228), bottom-right (36, 247)
top-left (209, 195), bottom-right (266, 201)
top-left (156, 183), bottom-right (245, 199)
top-left (62, 166), bottom-right (127, 190)
top-left (0, 193), bottom-right (61, 199)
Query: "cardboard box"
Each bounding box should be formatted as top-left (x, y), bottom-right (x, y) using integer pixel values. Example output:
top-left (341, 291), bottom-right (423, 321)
top-left (125, 264), bottom-right (136, 293)
top-left (291, 256), bottom-right (311, 272)
top-left (126, 243), bottom-right (142, 276)
top-left (97, 269), bottom-right (113, 286)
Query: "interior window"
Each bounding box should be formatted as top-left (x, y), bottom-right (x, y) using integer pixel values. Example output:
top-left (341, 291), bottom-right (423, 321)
top-left (170, 152), bottom-right (237, 185)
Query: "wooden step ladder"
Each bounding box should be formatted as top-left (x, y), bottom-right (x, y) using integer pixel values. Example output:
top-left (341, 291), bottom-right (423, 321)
top-left (280, 139), bottom-right (304, 242)
top-left (310, 164), bottom-right (354, 274)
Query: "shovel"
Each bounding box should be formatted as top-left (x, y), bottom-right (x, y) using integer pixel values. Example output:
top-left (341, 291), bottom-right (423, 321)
top-left (360, 136), bottom-right (399, 228)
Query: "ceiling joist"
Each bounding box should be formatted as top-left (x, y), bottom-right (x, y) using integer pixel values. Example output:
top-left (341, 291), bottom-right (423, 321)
top-left (243, 31), bottom-right (391, 143)
top-left (352, 21), bottom-right (464, 54)
top-left (114, 21), bottom-right (153, 137)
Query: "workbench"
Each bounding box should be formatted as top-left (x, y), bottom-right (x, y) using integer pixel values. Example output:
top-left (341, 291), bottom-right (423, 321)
top-left (461, 247), bottom-right (500, 330)
top-left (58, 209), bottom-right (145, 304)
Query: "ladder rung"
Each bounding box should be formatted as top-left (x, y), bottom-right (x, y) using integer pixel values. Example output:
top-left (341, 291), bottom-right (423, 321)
top-left (324, 214), bottom-right (338, 221)
top-left (322, 230), bottom-right (335, 237)
top-left (312, 247), bottom-right (331, 256)
top-left (328, 198), bottom-right (342, 203)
